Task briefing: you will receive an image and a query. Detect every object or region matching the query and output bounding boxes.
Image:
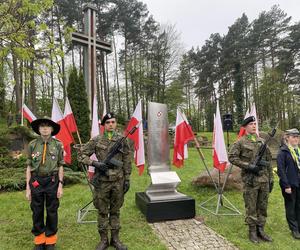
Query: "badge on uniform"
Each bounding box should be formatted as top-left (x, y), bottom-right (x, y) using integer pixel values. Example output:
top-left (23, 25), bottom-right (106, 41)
top-left (32, 180), bottom-right (40, 188)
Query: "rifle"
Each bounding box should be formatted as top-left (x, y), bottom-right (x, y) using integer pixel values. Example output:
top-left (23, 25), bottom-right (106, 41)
top-left (251, 123), bottom-right (278, 172)
top-left (94, 122), bottom-right (140, 174)
top-left (247, 123), bottom-right (278, 188)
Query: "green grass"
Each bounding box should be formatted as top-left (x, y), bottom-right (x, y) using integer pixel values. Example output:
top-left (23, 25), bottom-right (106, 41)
top-left (1, 142), bottom-right (300, 249)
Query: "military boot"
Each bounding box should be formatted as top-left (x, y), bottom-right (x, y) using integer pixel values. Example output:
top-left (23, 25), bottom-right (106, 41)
top-left (249, 225), bottom-right (259, 243)
top-left (257, 226), bottom-right (272, 242)
top-left (95, 231), bottom-right (109, 250)
top-left (110, 229), bottom-right (127, 250)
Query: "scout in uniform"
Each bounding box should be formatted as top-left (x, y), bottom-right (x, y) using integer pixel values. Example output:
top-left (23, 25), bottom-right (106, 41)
top-left (228, 116), bottom-right (273, 243)
top-left (277, 128), bottom-right (300, 239)
top-left (26, 117), bottom-right (64, 250)
top-left (78, 113), bottom-right (132, 250)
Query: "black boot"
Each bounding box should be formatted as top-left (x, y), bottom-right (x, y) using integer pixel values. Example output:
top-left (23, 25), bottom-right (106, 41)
top-left (33, 244), bottom-right (45, 250)
top-left (292, 231), bottom-right (300, 239)
top-left (95, 231), bottom-right (109, 250)
top-left (249, 225), bottom-right (259, 243)
top-left (110, 229), bottom-right (127, 250)
top-left (257, 225), bottom-right (272, 242)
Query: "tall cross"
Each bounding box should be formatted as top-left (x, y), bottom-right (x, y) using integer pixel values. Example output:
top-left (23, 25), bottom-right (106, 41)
top-left (72, 4), bottom-right (112, 114)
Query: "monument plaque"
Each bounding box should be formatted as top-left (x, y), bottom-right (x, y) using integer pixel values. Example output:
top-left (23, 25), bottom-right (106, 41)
top-left (136, 102), bottom-right (195, 222)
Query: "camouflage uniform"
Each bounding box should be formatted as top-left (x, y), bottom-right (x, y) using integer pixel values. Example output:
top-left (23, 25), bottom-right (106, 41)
top-left (78, 132), bottom-right (132, 232)
top-left (229, 135), bottom-right (273, 226)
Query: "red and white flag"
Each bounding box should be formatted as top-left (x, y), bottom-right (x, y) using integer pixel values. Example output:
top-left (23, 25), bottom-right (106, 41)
top-left (173, 108), bottom-right (195, 168)
top-left (63, 97), bottom-right (78, 133)
top-left (125, 100), bottom-right (145, 175)
top-left (22, 104), bottom-right (37, 123)
top-left (88, 94), bottom-right (100, 179)
top-left (51, 98), bottom-right (74, 164)
top-left (213, 101), bottom-right (229, 172)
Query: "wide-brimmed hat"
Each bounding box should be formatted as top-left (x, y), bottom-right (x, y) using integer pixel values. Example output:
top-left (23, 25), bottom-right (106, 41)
top-left (31, 117), bottom-right (60, 136)
top-left (100, 112), bottom-right (116, 125)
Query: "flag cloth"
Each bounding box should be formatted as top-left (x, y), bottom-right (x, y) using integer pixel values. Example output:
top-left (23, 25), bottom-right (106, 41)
top-left (51, 98), bottom-right (74, 164)
top-left (173, 109), bottom-right (195, 168)
top-left (125, 100), bottom-right (145, 175)
top-left (238, 109), bottom-right (250, 138)
top-left (213, 101), bottom-right (229, 172)
top-left (22, 104), bottom-right (37, 122)
top-left (63, 97), bottom-right (78, 133)
top-left (88, 94), bottom-right (100, 179)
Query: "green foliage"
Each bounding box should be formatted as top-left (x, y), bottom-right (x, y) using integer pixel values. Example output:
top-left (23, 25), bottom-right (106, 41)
top-left (67, 68), bottom-right (90, 143)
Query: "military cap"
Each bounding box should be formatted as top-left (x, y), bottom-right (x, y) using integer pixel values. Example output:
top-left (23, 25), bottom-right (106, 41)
top-left (285, 128), bottom-right (300, 136)
top-left (31, 117), bottom-right (60, 136)
top-left (101, 112), bottom-right (116, 125)
top-left (241, 116), bottom-right (256, 127)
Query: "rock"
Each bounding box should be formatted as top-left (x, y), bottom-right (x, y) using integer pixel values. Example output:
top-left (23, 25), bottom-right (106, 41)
top-left (192, 166), bottom-right (243, 191)
top-left (192, 130), bottom-right (283, 191)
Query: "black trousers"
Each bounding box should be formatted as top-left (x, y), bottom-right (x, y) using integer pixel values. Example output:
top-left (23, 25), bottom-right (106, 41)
top-left (282, 186), bottom-right (300, 232)
top-left (30, 174), bottom-right (59, 236)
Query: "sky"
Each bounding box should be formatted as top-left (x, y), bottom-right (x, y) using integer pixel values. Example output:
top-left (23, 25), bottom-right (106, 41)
top-left (141, 0), bottom-right (300, 50)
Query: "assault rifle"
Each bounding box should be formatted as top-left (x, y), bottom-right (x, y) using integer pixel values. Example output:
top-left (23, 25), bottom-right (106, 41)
top-left (93, 122), bottom-right (140, 174)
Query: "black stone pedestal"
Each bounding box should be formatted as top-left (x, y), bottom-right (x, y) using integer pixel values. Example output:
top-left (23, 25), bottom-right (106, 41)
top-left (135, 192), bottom-right (195, 223)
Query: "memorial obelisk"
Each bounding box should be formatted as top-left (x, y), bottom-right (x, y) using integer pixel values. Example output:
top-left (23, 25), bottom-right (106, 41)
top-left (136, 102), bottom-right (195, 222)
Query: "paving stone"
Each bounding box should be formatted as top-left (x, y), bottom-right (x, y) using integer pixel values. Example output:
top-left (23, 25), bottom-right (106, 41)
top-left (150, 219), bottom-right (239, 250)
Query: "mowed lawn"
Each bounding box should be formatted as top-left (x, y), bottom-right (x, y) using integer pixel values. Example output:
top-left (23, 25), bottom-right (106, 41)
top-left (1, 133), bottom-right (300, 250)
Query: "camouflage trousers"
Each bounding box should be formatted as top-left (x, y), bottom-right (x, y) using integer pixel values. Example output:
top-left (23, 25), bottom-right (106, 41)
top-left (243, 181), bottom-right (269, 226)
top-left (93, 178), bottom-right (125, 232)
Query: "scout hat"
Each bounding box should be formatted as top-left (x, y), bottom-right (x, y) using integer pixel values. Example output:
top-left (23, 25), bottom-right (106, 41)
top-left (101, 112), bottom-right (116, 125)
top-left (241, 116), bottom-right (256, 127)
top-left (285, 128), bottom-right (300, 136)
top-left (31, 117), bottom-right (60, 136)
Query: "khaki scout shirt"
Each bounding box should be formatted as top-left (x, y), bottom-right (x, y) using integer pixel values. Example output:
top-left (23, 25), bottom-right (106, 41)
top-left (228, 135), bottom-right (273, 184)
top-left (78, 132), bottom-right (132, 181)
top-left (27, 136), bottom-right (65, 176)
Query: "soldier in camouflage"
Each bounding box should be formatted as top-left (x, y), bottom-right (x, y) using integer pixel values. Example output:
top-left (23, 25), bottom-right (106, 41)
top-left (228, 116), bottom-right (273, 243)
top-left (78, 112), bottom-right (132, 250)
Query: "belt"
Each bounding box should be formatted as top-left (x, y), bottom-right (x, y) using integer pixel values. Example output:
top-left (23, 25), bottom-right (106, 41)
top-left (31, 171), bottom-right (58, 177)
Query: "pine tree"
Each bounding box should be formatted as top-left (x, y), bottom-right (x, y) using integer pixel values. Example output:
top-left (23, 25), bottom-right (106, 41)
top-left (67, 67), bottom-right (90, 143)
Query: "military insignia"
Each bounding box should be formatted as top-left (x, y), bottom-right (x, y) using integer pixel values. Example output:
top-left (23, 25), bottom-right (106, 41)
top-left (157, 111), bottom-right (162, 117)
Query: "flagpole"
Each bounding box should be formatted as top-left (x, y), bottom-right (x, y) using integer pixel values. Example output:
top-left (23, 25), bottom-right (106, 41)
top-left (76, 130), bottom-right (82, 145)
top-left (193, 137), bottom-right (219, 193)
top-left (21, 76), bottom-right (25, 126)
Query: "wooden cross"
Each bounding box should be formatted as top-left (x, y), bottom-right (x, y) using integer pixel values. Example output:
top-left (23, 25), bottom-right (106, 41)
top-left (72, 4), bottom-right (112, 114)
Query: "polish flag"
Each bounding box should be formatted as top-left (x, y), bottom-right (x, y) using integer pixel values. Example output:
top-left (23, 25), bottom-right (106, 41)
top-left (63, 97), bottom-right (78, 133)
top-left (213, 101), bottom-right (229, 172)
top-left (99, 99), bottom-right (106, 135)
top-left (51, 98), bottom-right (74, 164)
top-left (173, 108), bottom-right (195, 168)
top-left (125, 100), bottom-right (145, 175)
top-left (22, 104), bottom-right (37, 122)
top-left (88, 94), bottom-right (100, 179)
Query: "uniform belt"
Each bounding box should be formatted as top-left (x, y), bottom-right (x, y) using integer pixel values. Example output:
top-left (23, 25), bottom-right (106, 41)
top-left (31, 171), bottom-right (58, 177)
